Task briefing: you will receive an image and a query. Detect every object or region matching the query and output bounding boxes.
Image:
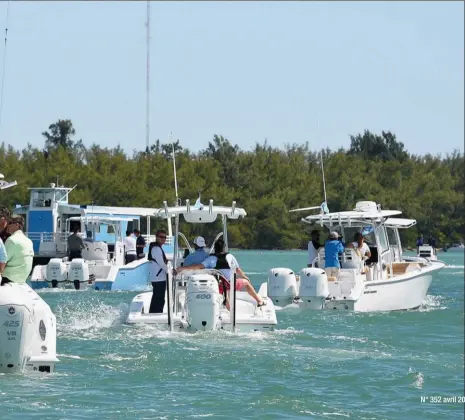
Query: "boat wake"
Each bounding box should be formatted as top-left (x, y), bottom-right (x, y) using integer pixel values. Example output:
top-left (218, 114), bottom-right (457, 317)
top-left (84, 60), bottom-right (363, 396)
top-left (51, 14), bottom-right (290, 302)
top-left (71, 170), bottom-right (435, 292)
top-left (418, 295), bottom-right (447, 312)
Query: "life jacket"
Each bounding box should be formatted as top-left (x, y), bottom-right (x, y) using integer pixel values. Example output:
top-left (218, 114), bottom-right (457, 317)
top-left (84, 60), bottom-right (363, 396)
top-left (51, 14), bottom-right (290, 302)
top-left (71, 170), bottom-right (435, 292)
top-left (148, 242), bottom-right (167, 264)
top-left (213, 252), bottom-right (230, 270)
top-left (213, 252), bottom-right (231, 304)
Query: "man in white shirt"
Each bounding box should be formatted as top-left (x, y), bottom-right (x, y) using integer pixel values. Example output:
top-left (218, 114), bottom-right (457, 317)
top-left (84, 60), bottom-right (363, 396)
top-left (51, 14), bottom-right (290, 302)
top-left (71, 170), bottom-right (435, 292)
top-left (148, 230), bottom-right (168, 313)
top-left (123, 230), bottom-right (137, 264)
top-left (307, 229), bottom-right (322, 267)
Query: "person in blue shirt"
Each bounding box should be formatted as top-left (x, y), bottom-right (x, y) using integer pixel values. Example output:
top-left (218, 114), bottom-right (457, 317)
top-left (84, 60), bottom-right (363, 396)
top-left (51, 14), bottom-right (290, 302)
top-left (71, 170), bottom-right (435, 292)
top-left (324, 231), bottom-right (345, 279)
top-left (183, 236), bottom-right (209, 266)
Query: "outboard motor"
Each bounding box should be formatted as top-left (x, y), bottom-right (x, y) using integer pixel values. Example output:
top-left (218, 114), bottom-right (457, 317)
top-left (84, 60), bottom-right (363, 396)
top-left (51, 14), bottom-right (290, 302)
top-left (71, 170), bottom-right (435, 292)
top-left (46, 258), bottom-right (68, 288)
top-left (267, 268), bottom-right (298, 306)
top-left (298, 267), bottom-right (329, 309)
top-left (186, 274), bottom-right (222, 331)
top-left (68, 259), bottom-right (90, 290)
top-left (0, 285), bottom-right (32, 373)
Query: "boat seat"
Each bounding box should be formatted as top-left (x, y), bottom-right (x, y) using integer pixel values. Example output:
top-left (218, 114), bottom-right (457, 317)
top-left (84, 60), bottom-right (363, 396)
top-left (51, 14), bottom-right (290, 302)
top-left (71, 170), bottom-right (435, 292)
top-left (341, 249), bottom-right (364, 273)
top-left (387, 262), bottom-right (421, 276)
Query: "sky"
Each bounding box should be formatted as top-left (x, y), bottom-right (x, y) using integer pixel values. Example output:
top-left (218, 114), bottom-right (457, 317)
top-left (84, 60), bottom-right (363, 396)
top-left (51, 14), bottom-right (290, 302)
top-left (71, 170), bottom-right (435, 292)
top-left (0, 1), bottom-right (463, 156)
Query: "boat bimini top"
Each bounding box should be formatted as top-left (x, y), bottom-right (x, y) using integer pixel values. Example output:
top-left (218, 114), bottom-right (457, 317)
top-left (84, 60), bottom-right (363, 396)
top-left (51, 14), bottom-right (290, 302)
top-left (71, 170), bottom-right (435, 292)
top-left (155, 199), bottom-right (247, 224)
top-left (301, 200), bottom-right (415, 228)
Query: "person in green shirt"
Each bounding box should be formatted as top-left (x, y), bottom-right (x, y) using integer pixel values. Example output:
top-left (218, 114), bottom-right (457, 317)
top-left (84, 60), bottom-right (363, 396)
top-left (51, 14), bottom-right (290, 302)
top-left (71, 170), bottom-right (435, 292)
top-left (1, 215), bottom-right (34, 285)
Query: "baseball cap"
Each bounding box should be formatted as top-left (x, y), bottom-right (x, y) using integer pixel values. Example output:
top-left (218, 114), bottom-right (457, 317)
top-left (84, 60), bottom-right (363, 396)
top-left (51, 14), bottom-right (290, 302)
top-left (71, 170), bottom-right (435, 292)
top-left (329, 231), bottom-right (339, 239)
top-left (194, 236), bottom-right (206, 247)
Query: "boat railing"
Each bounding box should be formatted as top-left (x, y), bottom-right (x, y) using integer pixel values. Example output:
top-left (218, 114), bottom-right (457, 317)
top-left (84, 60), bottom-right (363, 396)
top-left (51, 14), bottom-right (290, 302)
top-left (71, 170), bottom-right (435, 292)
top-left (26, 232), bottom-right (70, 243)
top-left (142, 235), bottom-right (173, 245)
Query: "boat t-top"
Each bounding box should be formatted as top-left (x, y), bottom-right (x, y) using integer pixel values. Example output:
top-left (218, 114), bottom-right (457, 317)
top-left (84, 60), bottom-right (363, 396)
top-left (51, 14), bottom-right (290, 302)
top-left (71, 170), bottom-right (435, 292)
top-left (127, 198), bottom-right (277, 332)
top-left (268, 200), bottom-right (445, 312)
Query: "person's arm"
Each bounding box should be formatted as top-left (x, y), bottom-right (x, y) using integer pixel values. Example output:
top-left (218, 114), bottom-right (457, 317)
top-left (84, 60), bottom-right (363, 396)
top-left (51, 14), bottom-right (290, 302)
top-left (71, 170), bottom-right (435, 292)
top-left (0, 241), bottom-right (7, 273)
top-left (79, 236), bottom-right (86, 250)
top-left (364, 244), bottom-right (371, 258)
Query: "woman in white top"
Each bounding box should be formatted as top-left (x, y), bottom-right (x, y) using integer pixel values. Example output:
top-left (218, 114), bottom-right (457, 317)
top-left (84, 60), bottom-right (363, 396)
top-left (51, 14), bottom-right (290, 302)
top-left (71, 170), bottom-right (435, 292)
top-left (347, 232), bottom-right (371, 260)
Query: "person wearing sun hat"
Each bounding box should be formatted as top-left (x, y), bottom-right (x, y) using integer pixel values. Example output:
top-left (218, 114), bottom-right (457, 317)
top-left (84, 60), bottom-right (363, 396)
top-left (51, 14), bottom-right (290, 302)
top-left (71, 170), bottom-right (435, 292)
top-left (183, 236), bottom-right (209, 266)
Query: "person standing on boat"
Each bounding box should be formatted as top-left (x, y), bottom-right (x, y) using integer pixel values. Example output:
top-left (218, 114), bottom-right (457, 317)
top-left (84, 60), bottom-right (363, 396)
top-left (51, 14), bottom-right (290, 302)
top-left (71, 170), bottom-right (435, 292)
top-left (123, 230), bottom-right (137, 264)
top-left (1, 216), bottom-right (34, 285)
top-left (148, 230), bottom-right (168, 313)
top-left (416, 234), bottom-right (424, 253)
top-left (134, 229), bottom-right (146, 259)
top-left (307, 229), bottom-right (322, 267)
top-left (67, 227), bottom-right (85, 261)
top-left (183, 236), bottom-right (209, 266)
top-left (427, 234), bottom-right (437, 249)
top-left (175, 239), bottom-right (266, 307)
top-left (324, 231), bottom-right (345, 279)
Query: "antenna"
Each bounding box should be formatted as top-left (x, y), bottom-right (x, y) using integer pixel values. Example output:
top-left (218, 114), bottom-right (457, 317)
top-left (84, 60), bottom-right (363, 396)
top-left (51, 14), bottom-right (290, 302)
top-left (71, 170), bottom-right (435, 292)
top-left (171, 135), bottom-right (179, 206)
top-left (316, 112), bottom-right (327, 205)
top-left (321, 150), bottom-right (327, 205)
top-left (145, 1), bottom-right (151, 152)
top-left (0, 0), bottom-right (11, 141)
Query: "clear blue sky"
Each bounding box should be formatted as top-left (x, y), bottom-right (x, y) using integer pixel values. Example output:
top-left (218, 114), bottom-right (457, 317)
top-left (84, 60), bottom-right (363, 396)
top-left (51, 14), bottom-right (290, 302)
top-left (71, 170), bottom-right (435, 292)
top-left (0, 1), bottom-right (463, 156)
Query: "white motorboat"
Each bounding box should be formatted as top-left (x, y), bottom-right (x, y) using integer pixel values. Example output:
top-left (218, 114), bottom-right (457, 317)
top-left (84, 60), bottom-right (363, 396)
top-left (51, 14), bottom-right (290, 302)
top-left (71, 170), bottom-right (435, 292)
top-left (127, 200), bottom-right (277, 332)
top-left (268, 200), bottom-right (445, 312)
top-left (29, 216), bottom-right (170, 291)
top-left (0, 282), bottom-right (59, 373)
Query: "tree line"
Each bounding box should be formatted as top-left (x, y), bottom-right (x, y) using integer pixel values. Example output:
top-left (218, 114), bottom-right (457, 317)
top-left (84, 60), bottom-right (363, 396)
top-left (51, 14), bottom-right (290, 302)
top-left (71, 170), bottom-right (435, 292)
top-left (2, 119), bottom-right (463, 249)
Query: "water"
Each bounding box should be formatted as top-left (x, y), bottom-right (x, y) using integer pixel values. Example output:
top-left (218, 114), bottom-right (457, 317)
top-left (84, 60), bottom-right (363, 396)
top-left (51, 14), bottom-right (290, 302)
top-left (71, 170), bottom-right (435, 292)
top-left (1, 251), bottom-right (463, 419)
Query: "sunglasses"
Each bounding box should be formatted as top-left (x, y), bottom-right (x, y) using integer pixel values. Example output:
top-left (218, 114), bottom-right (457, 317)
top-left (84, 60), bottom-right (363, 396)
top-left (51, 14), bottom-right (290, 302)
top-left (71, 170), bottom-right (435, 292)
top-left (157, 235), bottom-right (167, 239)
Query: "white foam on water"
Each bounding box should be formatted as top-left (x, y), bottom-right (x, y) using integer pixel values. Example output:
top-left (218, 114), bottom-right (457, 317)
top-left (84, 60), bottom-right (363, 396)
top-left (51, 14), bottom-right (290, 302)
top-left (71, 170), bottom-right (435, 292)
top-left (103, 353), bottom-right (148, 362)
top-left (57, 354), bottom-right (82, 359)
top-left (445, 265), bottom-right (464, 269)
top-left (419, 295), bottom-right (447, 312)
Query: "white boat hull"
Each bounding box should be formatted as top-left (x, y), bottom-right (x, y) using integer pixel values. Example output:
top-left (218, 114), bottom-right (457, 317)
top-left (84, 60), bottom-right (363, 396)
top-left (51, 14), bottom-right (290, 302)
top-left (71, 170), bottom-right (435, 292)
top-left (270, 262), bottom-right (444, 312)
top-left (0, 283), bottom-right (59, 374)
top-left (127, 289), bottom-right (277, 332)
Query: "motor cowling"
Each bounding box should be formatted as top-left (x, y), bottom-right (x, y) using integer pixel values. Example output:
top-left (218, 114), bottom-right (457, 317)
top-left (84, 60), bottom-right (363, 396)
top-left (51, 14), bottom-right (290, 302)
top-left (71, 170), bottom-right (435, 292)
top-left (46, 259), bottom-right (67, 287)
top-left (0, 286), bottom-right (32, 373)
top-left (267, 268), bottom-right (298, 306)
top-left (186, 274), bottom-right (222, 331)
top-left (299, 267), bottom-right (329, 300)
top-left (68, 259), bottom-right (90, 290)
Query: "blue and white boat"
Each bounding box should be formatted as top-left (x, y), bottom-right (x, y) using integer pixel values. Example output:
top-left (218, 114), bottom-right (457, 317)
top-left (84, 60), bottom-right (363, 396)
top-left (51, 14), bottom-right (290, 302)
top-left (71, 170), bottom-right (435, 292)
top-left (13, 183), bottom-right (174, 291)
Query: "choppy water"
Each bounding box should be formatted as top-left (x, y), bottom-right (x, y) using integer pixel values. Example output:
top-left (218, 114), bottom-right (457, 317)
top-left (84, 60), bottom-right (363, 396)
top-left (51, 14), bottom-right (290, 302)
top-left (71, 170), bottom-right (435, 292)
top-left (1, 251), bottom-right (463, 420)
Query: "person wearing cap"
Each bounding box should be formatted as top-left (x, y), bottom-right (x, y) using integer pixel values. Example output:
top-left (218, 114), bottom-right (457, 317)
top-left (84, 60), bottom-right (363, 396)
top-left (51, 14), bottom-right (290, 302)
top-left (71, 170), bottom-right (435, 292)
top-left (183, 236), bottom-right (209, 266)
top-left (1, 215), bottom-right (34, 285)
top-left (324, 231), bottom-right (345, 279)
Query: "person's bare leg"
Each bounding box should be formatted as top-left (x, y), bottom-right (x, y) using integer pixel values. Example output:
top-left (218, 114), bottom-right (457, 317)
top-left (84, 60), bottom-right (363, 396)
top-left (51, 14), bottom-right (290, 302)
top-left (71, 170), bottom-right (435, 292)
top-left (243, 280), bottom-right (264, 305)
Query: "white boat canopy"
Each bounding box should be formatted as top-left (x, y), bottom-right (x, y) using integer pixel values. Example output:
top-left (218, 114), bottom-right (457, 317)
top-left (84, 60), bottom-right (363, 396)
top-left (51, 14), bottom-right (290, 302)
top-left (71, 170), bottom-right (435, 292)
top-left (302, 209), bottom-right (402, 225)
top-left (67, 215), bottom-right (132, 225)
top-left (156, 200), bottom-right (247, 224)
